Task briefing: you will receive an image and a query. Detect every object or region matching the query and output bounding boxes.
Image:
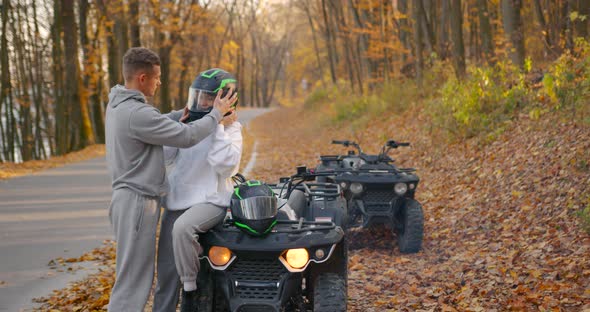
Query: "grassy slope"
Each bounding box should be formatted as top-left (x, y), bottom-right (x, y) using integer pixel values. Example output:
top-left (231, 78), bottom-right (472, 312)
top-left (248, 103), bottom-right (590, 311)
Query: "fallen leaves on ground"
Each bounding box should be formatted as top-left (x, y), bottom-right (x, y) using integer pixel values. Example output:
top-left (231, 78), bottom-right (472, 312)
top-left (248, 106), bottom-right (590, 311)
top-left (33, 241), bottom-right (116, 312)
top-left (0, 144), bottom-right (106, 180)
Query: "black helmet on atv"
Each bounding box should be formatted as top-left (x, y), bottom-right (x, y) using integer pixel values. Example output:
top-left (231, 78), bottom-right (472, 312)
top-left (230, 180), bottom-right (277, 236)
top-left (185, 68), bottom-right (238, 122)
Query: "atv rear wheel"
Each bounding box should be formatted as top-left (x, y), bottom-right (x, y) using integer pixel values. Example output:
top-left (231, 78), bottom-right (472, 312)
top-left (396, 198), bottom-right (424, 253)
top-left (312, 273), bottom-right (347, 311)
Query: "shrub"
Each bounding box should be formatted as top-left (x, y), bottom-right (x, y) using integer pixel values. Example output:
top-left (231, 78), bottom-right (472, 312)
top-left (541, 38), bottom-right (590, 123)
top-left (431, 61), bottom-right (532, 141)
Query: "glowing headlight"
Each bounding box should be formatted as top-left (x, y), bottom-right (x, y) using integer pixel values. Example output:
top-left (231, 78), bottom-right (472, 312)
top-left (394, 183), bottom-right (408, 195)
top-left (209, 246), bottom-right (232, 266)
top-left (350, 182), bottom-right (363, 194)
top-left (285, 248), bottom-right (309, 269)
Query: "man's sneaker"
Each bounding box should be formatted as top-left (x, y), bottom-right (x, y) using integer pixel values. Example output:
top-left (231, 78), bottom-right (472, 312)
top-left (180, 289), bottom-right (199, 312)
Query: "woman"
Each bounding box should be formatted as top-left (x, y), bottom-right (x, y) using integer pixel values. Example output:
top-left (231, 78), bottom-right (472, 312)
top-left (153, 68), bottom-right (242, 312)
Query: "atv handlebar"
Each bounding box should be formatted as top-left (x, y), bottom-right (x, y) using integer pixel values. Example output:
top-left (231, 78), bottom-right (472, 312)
top-left (331, 140), bottom-right (350, 146)
top-left (332, 140), bottom-right (362, 154)
top-left (386, 140), bottom-right (410, 148)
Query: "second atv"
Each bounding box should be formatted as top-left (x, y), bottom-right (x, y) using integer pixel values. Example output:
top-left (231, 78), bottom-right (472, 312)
top-left (315, 139), bottom-right (424, 253)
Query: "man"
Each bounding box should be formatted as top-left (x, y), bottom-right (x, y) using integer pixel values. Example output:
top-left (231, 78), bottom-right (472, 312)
top-left (105, 48), bottom-right (236, 311)
top-left (153, 68), bottom-right (242, 312)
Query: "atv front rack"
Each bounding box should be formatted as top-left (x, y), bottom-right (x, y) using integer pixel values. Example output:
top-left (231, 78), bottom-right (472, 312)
top-left (270, 181), bottom-right (341, 200)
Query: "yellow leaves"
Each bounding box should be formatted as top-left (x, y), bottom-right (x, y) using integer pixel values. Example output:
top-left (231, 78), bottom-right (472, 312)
top-left (364, 284), bottom-right (381, 294)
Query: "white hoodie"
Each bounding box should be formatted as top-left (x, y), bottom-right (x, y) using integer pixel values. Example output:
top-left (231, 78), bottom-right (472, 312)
top-left (163, 122), bottom-right (242, 210)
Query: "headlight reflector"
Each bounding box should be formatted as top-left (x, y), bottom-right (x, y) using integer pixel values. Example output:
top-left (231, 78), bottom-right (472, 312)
top-left (339, 182), bottom-right (348, 190)
top-left (315, 248), bottom-right (326, 260)
top-left (285, 248), bottom-right (309, 269)
top-left (350, 182), bottom-right (363, 194)
top-left (209, 246), bottom-right (232, 266)
top-left (394, 183), bottom-right (408, 195)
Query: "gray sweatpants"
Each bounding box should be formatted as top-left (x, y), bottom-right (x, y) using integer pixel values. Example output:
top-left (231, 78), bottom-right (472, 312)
top-left (153, 209), bottom-right (184, 311)
top-left (108, 188), bottom-right (160, 312)
top-left (152, 203), bottom-right (226, 312)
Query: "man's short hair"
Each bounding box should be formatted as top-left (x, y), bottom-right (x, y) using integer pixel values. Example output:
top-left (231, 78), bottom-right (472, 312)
top-left (123, 47), bottom-right (161, 82)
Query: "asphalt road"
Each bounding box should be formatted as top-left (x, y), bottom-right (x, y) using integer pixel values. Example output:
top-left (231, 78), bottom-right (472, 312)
top-left (0, 108), bottom-right (269, 311)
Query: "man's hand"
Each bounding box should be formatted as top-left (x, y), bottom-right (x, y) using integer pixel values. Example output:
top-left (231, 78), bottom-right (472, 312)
top-left (213, 87), bottom-right (238, 117)
top-left (221, 110), bottom-right (238, 127)
top-left (179, 106), bottom-right (190, 123)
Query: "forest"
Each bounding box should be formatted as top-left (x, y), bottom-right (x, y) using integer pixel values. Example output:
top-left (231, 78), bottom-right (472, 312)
top-left (3, 1), bottom-right (590, 311)
top-left (1, 0), bottom-right (589, 163)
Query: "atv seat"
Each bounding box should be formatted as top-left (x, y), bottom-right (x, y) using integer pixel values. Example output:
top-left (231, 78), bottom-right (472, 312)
top-left (277, 189), bottom-right (306, 221)
top-left (320, 155), bottom-right (343, 166)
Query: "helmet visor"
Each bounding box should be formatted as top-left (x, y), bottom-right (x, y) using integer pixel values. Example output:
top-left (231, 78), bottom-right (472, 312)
top-left (186, 87), bottom-right (217, 113)
top-left (232, 196), bottom-right (278, 220)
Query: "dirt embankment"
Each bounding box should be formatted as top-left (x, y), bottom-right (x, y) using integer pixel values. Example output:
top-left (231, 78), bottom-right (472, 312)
top-left (249, 106), bottom-right (590, 311)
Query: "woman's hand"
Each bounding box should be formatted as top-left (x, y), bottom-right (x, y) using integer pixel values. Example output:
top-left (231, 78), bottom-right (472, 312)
top-left (214, 87), bottom-right (238, 117)
top-left (221, 110), bottom-right (237, 127)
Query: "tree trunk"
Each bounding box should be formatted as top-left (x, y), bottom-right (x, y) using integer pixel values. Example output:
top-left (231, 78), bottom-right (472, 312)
top-left (450, 0), bottom-right (466, 78)
top-left (63, 0), bottom-right (94, 150)
top-left (501, 0), bottom-right (525, 68)
top-left (398, 0), bottom-right (411, 63)
top-left (129, 0), bottom-right (141, 46)
top-left (477, 0), bottom-right (495, 64)
top-left (12, 4), bottom-right (33, 161)
top-left (30, 1), bottom-right (47, 158)
top-left (52, 0), bottom-right (68, 155)
top-left (533, 0), bottom-right (554, 58)
top-left (420, 0), bottom-right (436, 54)
top-left (438, 0), bottom-right (450, 60)
top-left (321, 0), bottom-right (337, 84)
top-left (302, 0), bottom-right (326, 88)
top-left (413, 0), bottom-right (424, 86)
top-left (96, 0), bottom-right (123, 87)
top-left (577, 0), bottom-right (590, 39)
top-left (159, 46), bottom-right (172, 112)
top-left (563, 1), bottom-right (574, 52)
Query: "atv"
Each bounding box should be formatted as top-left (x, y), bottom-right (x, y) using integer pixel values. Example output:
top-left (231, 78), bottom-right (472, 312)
top-left (194, 167), bottom-right (348, 311)
top-left (315, 139), bottom-right (424, 253)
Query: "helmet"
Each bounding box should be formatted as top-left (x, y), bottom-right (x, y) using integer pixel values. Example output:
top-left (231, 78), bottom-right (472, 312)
top-left (230, 180), bottom-right (277, 236)
top-left (185, 68), bottom-right (238, 122)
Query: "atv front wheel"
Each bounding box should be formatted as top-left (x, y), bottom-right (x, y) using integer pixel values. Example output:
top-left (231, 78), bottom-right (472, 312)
top-left (396, 198), bottom-right (424, 253)
top-left (313, 273), bottom-right (347, 311)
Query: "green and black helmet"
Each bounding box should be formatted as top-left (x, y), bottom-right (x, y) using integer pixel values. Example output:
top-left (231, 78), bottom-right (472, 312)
top-left (230, 180), bottom-right (277, 236)
top-left (185, 68), bottom-right (238, 122)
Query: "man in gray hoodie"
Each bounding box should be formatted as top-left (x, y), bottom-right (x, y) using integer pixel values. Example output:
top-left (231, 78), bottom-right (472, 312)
top-left (105, 47), bottom-right (236, 312)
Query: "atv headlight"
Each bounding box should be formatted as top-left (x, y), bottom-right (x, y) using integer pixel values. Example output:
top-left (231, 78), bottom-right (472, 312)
top-left (394, 183), bottom-right (408, 195)
top-left (350, 182), bottom-right (363, 194)
top-left (283, 248), bottom-right (309, 270)
top-left (209, 246), bottom-right (232, 267)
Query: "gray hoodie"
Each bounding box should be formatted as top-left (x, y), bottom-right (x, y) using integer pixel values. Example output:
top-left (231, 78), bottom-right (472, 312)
top-left (105, 85), bottom-right (221, 197)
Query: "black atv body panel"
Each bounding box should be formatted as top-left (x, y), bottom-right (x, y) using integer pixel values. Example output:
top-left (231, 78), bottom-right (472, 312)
top-left (200, 221), bottom-right (345, 311)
